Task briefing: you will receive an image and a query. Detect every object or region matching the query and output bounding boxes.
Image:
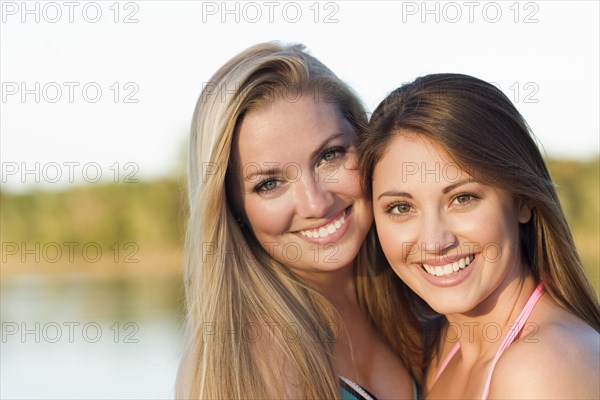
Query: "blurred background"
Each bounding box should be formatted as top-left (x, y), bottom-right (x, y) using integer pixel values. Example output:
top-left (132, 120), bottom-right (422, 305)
top-left (1, 1), bottom-right (598, 398)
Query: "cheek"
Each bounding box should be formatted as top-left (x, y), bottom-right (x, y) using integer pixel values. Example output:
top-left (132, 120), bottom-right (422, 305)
top-left (333, 163), bottom-right (362, 192)
top-left (374, 216), bottom-right (408, 263)
top-left (244, 197), bottom-right (294, 238)
top-left (377, 224), bottom-right (414, 282)
top-left (462, 205), bottom-right (516, 246)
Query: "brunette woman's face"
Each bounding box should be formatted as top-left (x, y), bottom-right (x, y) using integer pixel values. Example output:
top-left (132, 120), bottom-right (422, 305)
top-left (227, 95), bottom-right (372, 281)
top-left (371, 132), bottom-right (532, 316)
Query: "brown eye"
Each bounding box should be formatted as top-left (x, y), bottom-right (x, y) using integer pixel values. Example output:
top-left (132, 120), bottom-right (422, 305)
top-left (452, 193), bottom-right (478, 206)
top-left (398, 204), bottom-right (411, 213)
top-left (390, 203), bottom-right (411, 214)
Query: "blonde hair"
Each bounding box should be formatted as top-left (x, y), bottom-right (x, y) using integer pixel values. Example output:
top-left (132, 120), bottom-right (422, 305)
top-left (176, 42), bottom-right (421, 399)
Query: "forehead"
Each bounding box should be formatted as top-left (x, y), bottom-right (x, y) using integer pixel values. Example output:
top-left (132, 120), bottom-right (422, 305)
top-left (232, 95), bottom-right (350, 163)
top-left (373, 132), bottom-right (470, 187)
top-left (379, 132), bottom-right (453, 165)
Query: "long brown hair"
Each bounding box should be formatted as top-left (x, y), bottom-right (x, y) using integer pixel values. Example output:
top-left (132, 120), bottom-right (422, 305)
top-left (177, 42), bottom-right (421, 399)
top-left (358, 73), bottom-right (600, 360)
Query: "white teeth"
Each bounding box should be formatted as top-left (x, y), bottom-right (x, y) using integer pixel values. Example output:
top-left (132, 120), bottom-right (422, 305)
top-left (300, 210), bottom-right (347, 239)
top-left (422, 255), bottom-right (474, 277)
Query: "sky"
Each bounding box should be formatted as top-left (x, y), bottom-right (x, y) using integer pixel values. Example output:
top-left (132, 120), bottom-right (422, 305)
top-left (1, 0), bottom-right (599, 192)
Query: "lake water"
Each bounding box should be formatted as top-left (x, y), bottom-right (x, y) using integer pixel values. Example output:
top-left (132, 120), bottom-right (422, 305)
top-left (1, 274), bottom-right (184, 399)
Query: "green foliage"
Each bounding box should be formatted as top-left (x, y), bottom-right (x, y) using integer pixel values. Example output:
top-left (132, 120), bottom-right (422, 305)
top-left (1, 179), bottom-right (187, 255)
top-left (546, 157), bottom-right (600, 296)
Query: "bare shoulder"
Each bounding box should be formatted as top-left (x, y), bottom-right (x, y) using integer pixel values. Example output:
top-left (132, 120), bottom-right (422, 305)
top-left (489, 300), bottom-right (599, 399)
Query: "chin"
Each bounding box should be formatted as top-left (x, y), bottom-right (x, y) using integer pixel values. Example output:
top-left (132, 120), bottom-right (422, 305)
top-left (417, 293), bottom-right (472, 316)
top-left (431, 304), bottom-right (468, 316)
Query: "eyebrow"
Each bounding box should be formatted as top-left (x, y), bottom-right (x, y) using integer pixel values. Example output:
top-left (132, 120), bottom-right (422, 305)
top-left (376, 180), bottom-right (473, 201)
top-left (376, 190), bottom-right (412, 201)
top-left (243, 132), bottom-right (347, 182)
top-left (441, 179), bottom-right (472, 194)
top-left (244, 166), bottom-right (281, 183)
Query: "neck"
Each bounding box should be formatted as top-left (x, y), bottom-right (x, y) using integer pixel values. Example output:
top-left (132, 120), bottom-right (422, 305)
top-left (296, 262), bottom-right (359, 309)
top-left (445, 274), bottom-right (537, 361)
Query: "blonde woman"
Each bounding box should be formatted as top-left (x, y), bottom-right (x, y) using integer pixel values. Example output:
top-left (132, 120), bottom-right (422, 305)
top-left (176, 42), bottom-right (421, 399)
top-left (358, 73), bottom-right (600, 399)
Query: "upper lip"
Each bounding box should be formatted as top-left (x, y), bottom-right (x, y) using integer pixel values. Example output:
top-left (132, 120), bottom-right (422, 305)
top-left (420, 253), bottom-right (474, 266)
top-left (294, 207), bottom-right (347, 232)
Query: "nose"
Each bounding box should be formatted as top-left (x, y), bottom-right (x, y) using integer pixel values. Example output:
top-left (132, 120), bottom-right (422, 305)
top-left (419, 211), bottom-right (457, 253)
top-left (294, 174), bottom-right (335, 219)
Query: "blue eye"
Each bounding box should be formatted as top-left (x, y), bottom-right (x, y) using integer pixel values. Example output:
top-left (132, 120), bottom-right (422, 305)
top-left (319, 147), bottom-right (346, 165)
top-left (323, 150), bottom-right (338, 161)
top-left (255, 179), bottom-right (279, 193)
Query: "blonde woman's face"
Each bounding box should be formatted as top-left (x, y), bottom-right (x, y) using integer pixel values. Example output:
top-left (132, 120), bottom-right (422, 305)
top-left (228, 95), bottom-right (372, 280)
top-left (372, 133), bottom-right (532, 316)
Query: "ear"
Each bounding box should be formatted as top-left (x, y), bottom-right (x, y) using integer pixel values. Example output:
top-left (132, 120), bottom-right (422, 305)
top-left (517, 198), bottom-right (532, 224)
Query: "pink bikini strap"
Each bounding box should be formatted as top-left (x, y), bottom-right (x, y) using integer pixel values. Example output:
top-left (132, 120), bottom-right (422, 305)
top-left (434, 341), bottom-right (460, 382)
top-left (480, 283), bottom-right (545, 399)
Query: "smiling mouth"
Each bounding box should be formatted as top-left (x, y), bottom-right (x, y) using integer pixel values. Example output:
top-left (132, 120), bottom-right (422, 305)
top-left (299, 207), bottom-right (349, 239)
top-left (422, 255), bottom-right (474, 277)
